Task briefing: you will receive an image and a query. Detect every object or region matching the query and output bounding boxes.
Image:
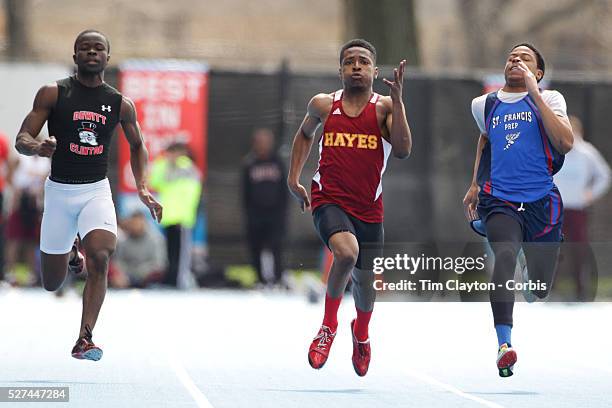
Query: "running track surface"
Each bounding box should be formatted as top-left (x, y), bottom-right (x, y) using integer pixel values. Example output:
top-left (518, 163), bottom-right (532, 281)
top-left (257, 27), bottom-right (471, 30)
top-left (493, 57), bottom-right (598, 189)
top-left (0, 288), bottom-right (610, 408)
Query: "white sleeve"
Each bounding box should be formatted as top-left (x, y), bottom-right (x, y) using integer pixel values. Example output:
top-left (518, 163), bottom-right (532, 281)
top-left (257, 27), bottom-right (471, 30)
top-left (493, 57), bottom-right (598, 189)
top-left (585, 143), bottom-right (612, 201)
top-left (471, 94), bottom-right (487, 134)
top-left (542, 90), bottom-right (568, 117)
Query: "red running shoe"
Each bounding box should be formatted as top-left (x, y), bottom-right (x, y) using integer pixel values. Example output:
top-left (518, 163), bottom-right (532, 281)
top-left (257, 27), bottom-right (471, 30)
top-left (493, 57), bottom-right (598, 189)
top-left (308, 325), bottom-right (336, 369)
top-left (71, 325), bottom-right (103, 361)
top-left (68, 238), bottom-right (85, 276)
top-left (496, 343), bottom-right (517, 377)
top-left (350, 319), bottom-right (371, 377)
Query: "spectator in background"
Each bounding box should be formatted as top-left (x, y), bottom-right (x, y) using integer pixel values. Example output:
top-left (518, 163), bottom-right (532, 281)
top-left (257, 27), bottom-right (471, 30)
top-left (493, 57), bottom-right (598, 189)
top-left (5, 154), bottom-right (50, 286)
top-left (150, 143), bottom-right (202, 289)
top-left (0, 132), bottom-right (9, 282)
top-left (241, 128), bottom-right (288, 287)
top-left (554, 115), bottom-right (611, 300)
top-left (111, 210), bottom-right (167, 288)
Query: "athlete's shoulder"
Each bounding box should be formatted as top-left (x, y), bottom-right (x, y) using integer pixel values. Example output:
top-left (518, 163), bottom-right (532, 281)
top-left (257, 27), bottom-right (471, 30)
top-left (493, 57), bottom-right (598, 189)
top-left (102, 81), bottom-right (122, 96)
top-left (310, 92), bottom-right (334, 105)
top-left (34, 82), bottom-right (59, 108)
top-left (119, 95), bottom-right (137, 121)
top-left (541, 88), bottom-right (564, 97)
top-left (471, 92), bottom-right (490, 106)
top-left (55, 77), bottom-right (73, 88)
top-left (470, 93), bottom-right (492, 134)
top-left (308, 92), bottom-right (334, 117)
top-left (374, 95), bottom-right (395, 120)
top-left (121, 94), bottom-right (135, 107)
top-left (471, 93), bottom-right (492, 114)
top-left (540, 89), bottom-right (567, 117)
top-left (41, 81), bottom-right (60, 92)
top-left (376, 94), bottom-right (392, 107)
top-left (541, 89), bottom-right (565, 103)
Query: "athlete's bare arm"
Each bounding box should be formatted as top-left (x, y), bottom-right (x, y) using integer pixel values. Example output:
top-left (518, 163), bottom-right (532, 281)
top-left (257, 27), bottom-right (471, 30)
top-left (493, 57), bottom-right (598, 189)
top-left (463, 134), bottom-right (488, 221)
top-left (15, 84), bottom-right (58, 157)
top-left (517, 60), bottom-right (573, 154)
top-left (381, 60), bottom-right (412, 158)
top-left (120, 96), bottom-right (163, 222)
top-left (287, 93), bottom-right (332, 212)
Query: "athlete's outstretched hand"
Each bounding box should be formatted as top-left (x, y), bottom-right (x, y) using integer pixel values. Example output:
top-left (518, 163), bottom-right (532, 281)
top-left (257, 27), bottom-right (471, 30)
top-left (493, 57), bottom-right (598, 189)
top-left (288, 181), bottom-right (311, 213)
top-left (138, 188), bottom-right (163, 223)
top-left (463, 184), bottom-right (480, 221)
top-left (383, 59), bottom-right (406, 102)
top-left (37, 136), bottom-right (56, 157)
top-left (516, 60), bottom-right (539, 96)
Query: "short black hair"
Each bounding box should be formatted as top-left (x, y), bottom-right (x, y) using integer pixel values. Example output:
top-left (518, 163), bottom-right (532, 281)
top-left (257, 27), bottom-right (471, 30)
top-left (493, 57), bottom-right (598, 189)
top-left (339, 39), bottom-right (376, 64)
top-left (511, 43), bottom-right (545, 81)
top-left (74, 30), bottom-right (110, 53)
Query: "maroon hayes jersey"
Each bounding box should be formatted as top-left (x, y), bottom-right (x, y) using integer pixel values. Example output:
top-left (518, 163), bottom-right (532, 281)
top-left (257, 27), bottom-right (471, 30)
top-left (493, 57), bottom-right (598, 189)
top-left (311, 90), bottom-right (392, 223)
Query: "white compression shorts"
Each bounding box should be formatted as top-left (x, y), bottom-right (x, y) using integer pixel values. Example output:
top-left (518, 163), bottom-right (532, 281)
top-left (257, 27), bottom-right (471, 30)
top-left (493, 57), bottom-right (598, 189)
top-left (40, 177), bottom-right (118, 254)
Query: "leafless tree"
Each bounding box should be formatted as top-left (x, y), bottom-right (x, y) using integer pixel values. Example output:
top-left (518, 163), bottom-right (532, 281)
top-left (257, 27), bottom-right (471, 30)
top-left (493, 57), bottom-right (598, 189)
top-left (344, 0), bottom-right (420, 66)
top-left (4, 0), bottom-right (32, 60)
top-left (458, 0), bottom-right (597, 69)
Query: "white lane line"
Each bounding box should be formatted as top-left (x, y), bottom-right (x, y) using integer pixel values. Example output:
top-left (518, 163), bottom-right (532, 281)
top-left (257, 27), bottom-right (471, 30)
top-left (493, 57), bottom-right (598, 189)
top-left (403, 368), bottom-right (506, 408)
top-left (168, 355), bottom-right (215, 408)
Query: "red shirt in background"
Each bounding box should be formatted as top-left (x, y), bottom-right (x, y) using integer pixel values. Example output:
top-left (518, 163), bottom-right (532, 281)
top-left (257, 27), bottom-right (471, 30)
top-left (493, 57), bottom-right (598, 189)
top-left (0, 133), bottom-right (8, 192)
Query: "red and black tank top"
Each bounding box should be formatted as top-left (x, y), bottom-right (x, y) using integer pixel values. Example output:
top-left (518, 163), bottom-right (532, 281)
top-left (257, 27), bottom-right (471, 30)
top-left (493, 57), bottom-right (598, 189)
top-left (311, 90), bottom-right (392, 223)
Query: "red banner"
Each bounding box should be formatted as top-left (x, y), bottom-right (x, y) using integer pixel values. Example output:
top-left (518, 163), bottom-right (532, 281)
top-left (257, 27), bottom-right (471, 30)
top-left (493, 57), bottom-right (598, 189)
top-left (118, 60), bottom-right (209, 192)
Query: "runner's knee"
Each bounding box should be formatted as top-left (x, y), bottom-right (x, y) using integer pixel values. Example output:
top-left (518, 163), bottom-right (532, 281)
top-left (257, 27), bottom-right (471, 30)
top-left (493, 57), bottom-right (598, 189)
top-left (493, 243), bottom-right (520, 265)
top-left (85, 250), bottom-right (111, 275)
top-left (332, 244), bottom-right (359, 270)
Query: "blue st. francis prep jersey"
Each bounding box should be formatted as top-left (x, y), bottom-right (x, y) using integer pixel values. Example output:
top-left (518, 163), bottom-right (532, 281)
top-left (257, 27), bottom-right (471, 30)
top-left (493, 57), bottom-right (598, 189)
top-left (472, 90), bottom-right (566, 203)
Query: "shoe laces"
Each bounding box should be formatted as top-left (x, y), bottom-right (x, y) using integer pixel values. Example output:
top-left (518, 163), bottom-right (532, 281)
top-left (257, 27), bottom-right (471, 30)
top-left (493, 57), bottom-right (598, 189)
top-left (314, 326), bottom-right (334, 350)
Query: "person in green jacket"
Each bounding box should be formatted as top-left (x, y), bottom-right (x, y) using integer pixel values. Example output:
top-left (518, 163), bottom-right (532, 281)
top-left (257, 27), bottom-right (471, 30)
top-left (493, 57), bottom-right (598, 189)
top-left (150, 142), bottom-right (201, 288)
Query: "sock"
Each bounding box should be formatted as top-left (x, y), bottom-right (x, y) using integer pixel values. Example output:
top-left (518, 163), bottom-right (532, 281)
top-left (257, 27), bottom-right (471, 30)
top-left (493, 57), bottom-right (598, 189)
top-left (353, 307), bottom-right (372, 342)
top-left (495, 324), bottom-right (512, 348)
top-left (322, 293), bottom-right (342, 332)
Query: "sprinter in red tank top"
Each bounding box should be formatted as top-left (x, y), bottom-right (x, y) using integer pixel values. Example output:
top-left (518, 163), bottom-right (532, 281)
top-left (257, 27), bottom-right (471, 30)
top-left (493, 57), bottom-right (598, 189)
top-left (288, 39), bottom-right (412, 376)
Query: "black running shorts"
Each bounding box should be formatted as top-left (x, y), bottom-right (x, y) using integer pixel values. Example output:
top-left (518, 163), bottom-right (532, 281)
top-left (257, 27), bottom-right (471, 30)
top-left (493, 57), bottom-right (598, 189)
top-left (312, 204), bottom-right (383, 270)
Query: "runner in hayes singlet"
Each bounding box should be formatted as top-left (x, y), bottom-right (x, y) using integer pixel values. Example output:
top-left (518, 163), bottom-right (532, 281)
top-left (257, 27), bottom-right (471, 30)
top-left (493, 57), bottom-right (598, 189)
top-left (15, 30), bottom-right (162, 361)
top-left (288, 39), bottom-right (412, 376)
